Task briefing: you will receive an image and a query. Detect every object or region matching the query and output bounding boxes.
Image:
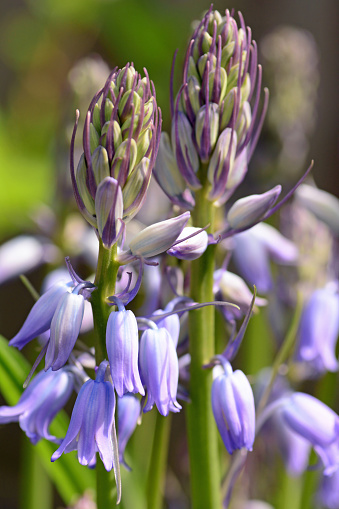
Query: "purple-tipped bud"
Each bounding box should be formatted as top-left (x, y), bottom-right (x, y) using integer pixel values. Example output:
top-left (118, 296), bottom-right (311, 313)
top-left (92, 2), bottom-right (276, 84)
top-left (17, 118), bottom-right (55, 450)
top-left (95, 177), bottom-right (124, 248)
top-left (106, 308), bottom-right (144, 397)
top-left (167, 226), bottom-right (208, 260)
top-left (45, 287), bottom-right (85, 371)
top-left (139, 327), bottom-right (181, 416)
top-left (212, 361), bottom-right (255, 454)
top-left (155, 9), bottom-right (267, 206)
top-left (52, 361), bottom-right (116, 471)
top-left (125, 212), bottom-right (190, 260)
top-left (0, 368), bottom-right (74, 444)
top-left (295, 284), bottom-right (339, 374)
top-left (227, 185), bottom-right (281, 230)
top-left (9, 280), bottom-right (73, 350)
top-left (281, 392), bottom-right (339, 475)
top-left (70, 64), bottom-right (161, 244)
top-left (118, 394), bottom-right (141, 469)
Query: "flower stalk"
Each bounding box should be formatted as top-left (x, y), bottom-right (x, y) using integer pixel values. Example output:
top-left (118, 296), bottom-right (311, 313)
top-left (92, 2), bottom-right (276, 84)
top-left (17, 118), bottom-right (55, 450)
top-left (187, 183), bottom-right (222, 509)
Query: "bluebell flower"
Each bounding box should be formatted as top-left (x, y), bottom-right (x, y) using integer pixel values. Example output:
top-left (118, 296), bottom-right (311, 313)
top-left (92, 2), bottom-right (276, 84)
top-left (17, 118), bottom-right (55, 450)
top-left (52, 361), bottom-right (116, 471)
top-left (9, 279), bottom-right (74, 349)
top-left (212, 361), bottom-right (255, 454)
top-left (232, 223), bottom-right (298, 293)
top-left (117, 394), bottom-right (140, 469)
top-left (280, 392), bottom-right (339, 475)
top-left (295, 284), bottom-right (339, 374)
top-left (45, 284), bottom-right (86, 371)
top-left (0, 368), bottom-right (74, 444)
top-left (167, 227), bottom-right (208, 261)
top-left (139, 326), bottom-right (181, 416)
top-left (106, 303), bottom-right (144, 397)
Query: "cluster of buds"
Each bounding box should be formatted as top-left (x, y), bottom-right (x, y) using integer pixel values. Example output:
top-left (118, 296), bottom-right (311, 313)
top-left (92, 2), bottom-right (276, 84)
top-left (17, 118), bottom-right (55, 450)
top-left (71, 64), bottom-right (161, 247)
top-left (154, 7), bottom-right (268, 207)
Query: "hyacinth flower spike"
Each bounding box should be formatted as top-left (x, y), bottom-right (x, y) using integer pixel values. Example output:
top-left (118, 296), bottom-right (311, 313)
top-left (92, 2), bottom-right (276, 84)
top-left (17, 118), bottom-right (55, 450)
top-left (106, 297), bottom-right (144, 397)
top-left (0, 368), bottom-right (74, 444)
top-left (52, 361), bottom-right (121, 500)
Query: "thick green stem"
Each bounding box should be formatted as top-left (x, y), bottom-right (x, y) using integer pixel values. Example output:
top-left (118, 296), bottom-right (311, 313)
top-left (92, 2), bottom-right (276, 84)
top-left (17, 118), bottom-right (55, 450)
top-left (186, 187), bottom-right (221, 509)
top-left (146, 413), bottom-right (172, 509)
top-left (91, 240), bottom-right (120, 509)
top-left (20, 439), bottom-right (53, 509)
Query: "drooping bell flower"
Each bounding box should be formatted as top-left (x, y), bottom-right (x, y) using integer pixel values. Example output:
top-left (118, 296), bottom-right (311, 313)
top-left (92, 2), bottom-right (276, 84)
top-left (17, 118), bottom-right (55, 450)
top-left (154, 8), bottom-right (268, 207)
top-left (318, 468), bottom-right (339, 509)
top-left (0, 368), bottom-right (74, 444)
top-left (280, 392), bottom-right (339, 476)
top-left (52, 361), bottom-right (117, 472)
top-left (106, 301), bottom-right (144, 397)
top-left (117, 393), bottom-right (141, 469)
top-left (70, 64), bottom-right (161, 247)
top-left (212, 360), bottom-right (255, 454)
top-left (295, 283), bottom-right (339, 374)
top-left (9, 280), bottom-right (74, 350)
top-left (139, 325), bottom-right (181, 416)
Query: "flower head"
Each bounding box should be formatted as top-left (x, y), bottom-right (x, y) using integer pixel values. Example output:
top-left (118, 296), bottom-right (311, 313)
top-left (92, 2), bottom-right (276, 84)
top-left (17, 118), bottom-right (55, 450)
top-left (154, 8), bottom-right (268, 207)
top-left (70, 64), bottom-right (161, 247)
top-left (0, 368), bottom-right (74, 444)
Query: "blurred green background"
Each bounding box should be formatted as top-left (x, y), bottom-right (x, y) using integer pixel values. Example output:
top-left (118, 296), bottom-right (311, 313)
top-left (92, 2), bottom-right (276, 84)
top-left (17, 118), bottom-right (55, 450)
top-left (0, 0), bottom-right (339, 507)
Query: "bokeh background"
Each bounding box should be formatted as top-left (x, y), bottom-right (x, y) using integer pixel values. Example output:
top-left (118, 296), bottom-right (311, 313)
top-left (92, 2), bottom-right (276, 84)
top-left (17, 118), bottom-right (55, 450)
top-left (0, 0), bottom-right (339, 507)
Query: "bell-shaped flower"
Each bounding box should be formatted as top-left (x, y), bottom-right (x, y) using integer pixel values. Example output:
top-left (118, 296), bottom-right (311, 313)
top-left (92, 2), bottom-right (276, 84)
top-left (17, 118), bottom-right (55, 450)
top-left (45, 285), bottom-right (85, 371)
top-left (118, 394), bottom-right (140, 469)
top-left (212, 361), bottom-right (255, 454)
top-left (295, 284), bottom-right (339, 374)
top-left (120, 212), bottom-right (190, 262)
top-left (232, 223), bottom-right (298, 293)
top-left (152, 302), bottom-right (180, 348)
top-left (0, 368), bottom-right (74, 444)
top-left (9, 280), bottom-right (74, 350)
top-left (106, 305), bottom-right (144, 397)
top-left (318, 468), bottom-right (339, 509)
top-left (52, 361), bottom-right (116, 471)
top-left (167, 227), bottom-right (208, 261)
top-left (139, 326), bottom-right (181, 416)
top-left (280, 392), bottom-right (339, 475)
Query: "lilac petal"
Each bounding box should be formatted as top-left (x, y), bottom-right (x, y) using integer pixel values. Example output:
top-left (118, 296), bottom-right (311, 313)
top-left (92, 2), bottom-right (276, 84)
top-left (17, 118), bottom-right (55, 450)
top-left (95, 381), bottom-right (115, 471)
top-left (249, 223), bottom-right (298, 264)
top-left (232, 231), bottom-right (273, 294)
top-left (227, 186), bottom-right (281, 230)
top-left (106, 309), bottom-right (144, 397)
top-left (9, 281), bottom-right (72, 349)
top-left (51, 379), bottom-right (93, 461)
top-left (45, 292), bottom-right (85, 371)
top-left (118, 394), bottom-right (140, 469)
top-left (167, 227), bottom-right (208, 261)
top-left (296, 287), bottom-right (339, 373)
top-left (95, 177), bottom-right (124, 248)
top-left (78, 382), bottom-right (103, 466)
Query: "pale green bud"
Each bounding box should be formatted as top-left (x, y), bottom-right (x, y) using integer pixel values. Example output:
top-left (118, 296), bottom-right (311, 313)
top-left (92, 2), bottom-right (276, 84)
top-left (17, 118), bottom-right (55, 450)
top-left (92, 146), bottom-right (110, 186)
top-left (75, 154), bottom-right (96, 216)
top-left (122, 158), bottom-right (150, 220)
top-left (89, 123), bottom-right (100, 153)
top-left (101, 120), bottom-right (122, 150)
top-left (227, 186), bottom-right (282, 229)
top-left (112, 138), bottom-right (138, 179)
top-left (220, 89), bottom-right (236, 130)
top-left (220, 41), bottom-right (235, 68)
top-left (187, 76), bottom-right (201, 115)
top-left (119, 90), bottom-right (141, 123)
top-left (208, 128), bottom-right (237, 186)
top-left (209, 67), bottom-right (227, 104)
top-left (195, 104), bottom-right (219, 158)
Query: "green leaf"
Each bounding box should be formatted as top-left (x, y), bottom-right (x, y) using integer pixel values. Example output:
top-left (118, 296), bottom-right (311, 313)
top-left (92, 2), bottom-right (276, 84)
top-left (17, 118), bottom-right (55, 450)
top-left (0, 335), bottom-right (95, 504)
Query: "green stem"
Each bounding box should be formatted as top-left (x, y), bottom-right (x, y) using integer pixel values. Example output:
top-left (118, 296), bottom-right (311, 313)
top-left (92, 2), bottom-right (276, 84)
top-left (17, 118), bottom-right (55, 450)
top-left (146, 413), bottom-right (172, 509)
top-left (186, 187), bottom-right (221, 509)
top-left (20, 438), bottom-right (53, 509)
top-left (91, 240), bottom-right (120, 509)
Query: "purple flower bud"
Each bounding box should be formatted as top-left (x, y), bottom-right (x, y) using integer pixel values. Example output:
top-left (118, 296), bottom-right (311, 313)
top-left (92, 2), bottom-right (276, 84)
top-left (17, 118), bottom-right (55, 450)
top-left (167, 227), bottom-right (208, 261)
top-left (281, 392), bottom-right (339, 475)
top-left (227, 186), bottom-right (281, 230)
top-left (52, 361), bottom-right (116, 471)
top-left (95, 177), bottom-right (124, 248)
top-left (117, 394), bottom-right (140, 469)
top-left (106, 307), bottom-right (144, 397)
top-left (45, 286), bottom-right (85, 371)
top-left (0, 368), bottom-right (74, 444)
top-left (139, 327), bottom-right (181, 416)
top-left (124, 212), bottom-right (190, 260)
top-left (318, 468), bottom-right (339, 509)
top-left (295, 284), bottom-right (339, 374)
top-left (9, 280), bottom-right (73, 350)
top-left (212, 361), bottom-right (255, 454)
